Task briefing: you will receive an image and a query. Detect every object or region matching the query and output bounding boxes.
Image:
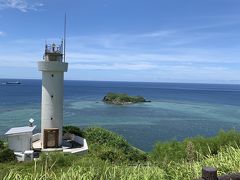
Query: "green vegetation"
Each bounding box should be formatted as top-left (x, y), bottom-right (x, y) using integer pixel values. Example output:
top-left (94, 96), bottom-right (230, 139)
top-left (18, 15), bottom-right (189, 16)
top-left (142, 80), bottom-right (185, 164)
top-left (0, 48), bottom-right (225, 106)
top-left (0, 139), bottom-right (15, 163)
top-left (3, 146), bottom-right (240, 180)
top-left (2, 128), bottom-right (240, 179)
top-left (151, 130), bottom-right (240, 165)
top-left (63, 125), bottom-right (84, 137)
top-left (103, 92), bottom-right (150, 105)
top-left (83, 127), bottom-right (147, 163)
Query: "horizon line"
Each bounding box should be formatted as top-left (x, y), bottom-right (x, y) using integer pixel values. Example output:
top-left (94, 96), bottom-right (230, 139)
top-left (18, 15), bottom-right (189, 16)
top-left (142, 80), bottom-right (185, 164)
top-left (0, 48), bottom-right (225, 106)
top-left (1, 78), bottom-right (240, 85)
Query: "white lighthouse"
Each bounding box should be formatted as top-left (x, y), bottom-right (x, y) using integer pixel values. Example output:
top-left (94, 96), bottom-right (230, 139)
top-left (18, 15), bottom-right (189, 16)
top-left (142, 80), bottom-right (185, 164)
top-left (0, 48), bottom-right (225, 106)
top-left (5, 19), bottom-right (88, 157)
top-left (38, 42), bottom-right (68, 149)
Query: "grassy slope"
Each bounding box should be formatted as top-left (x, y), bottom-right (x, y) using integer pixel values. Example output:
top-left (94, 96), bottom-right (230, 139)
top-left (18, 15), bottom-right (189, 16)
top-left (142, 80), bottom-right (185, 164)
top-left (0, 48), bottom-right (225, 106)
top-left (2, 147), bottom-right (240, 180)
top-left (2, 128), bottom-right (240, 180)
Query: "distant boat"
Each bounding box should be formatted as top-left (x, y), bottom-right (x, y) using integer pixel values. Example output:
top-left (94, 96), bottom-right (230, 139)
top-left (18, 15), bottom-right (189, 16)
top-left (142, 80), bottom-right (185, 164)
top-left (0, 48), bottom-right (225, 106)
top-left (1, 81), bottom-right (21, 85)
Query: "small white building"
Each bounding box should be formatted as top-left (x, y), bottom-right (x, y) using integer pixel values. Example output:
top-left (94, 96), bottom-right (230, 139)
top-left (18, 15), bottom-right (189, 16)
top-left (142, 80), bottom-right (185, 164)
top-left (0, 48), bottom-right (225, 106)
top-left (5, 126), bottom-right (36, 152)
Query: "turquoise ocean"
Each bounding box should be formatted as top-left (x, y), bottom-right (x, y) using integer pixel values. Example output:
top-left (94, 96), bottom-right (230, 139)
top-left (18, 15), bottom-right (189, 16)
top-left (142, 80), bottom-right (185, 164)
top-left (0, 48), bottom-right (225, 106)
top-left (1, 79), bottom-right (240, 151)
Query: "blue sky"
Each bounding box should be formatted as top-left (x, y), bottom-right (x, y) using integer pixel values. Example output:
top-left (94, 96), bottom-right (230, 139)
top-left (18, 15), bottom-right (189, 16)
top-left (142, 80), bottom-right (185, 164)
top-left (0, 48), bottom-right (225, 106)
top-left (0, 0), bottom-right (240, 83)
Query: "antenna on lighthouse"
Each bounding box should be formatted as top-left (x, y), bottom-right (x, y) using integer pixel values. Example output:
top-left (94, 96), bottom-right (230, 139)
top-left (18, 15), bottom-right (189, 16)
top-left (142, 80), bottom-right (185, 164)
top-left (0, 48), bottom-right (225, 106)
top-left (63, 13), bottom-right (67, 62)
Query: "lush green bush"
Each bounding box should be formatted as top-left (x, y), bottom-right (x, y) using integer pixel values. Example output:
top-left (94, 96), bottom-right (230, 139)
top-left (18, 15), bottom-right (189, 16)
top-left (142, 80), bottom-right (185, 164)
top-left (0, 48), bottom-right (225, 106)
top-left (83, 127), bottom-right (148, 163)
top-left (126, 148), bottom-right (148, 163)
top-left (98, 146), bottom-right (128, 163)
top-left (0, 140), bottom-right (15, 163)
top-left (63, 125), bottom-right (84, 137)
top-left (0, 139), bottom-right (4, 149)
top-left (0, 148), bottom-right (15, 163)
top-left (103, 92), bottom-right (147, 104)
top-left (151, 129), bottom-right (240, 165)
top-left (83, 127), bottom-right (129, 150)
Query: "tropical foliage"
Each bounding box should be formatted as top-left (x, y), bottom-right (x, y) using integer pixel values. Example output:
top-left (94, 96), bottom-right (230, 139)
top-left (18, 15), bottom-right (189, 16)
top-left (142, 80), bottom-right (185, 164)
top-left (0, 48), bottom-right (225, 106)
top-left (103, 93), bottom-right (147, 104)
top-left (0, 140), bottom-right (15, 163)
top-left (2, 128), bottom-right (240, 179)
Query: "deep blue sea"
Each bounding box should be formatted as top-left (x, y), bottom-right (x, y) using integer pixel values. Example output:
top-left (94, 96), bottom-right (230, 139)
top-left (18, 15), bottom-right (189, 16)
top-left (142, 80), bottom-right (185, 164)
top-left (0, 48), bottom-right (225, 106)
top-left (1, 79), bottom-right (240, 151)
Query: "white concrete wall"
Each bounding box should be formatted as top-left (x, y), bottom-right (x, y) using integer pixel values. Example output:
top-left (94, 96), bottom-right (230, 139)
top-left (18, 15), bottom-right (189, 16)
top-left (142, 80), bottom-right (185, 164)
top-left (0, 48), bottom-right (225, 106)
top-left (38, 61), bottom-right (68, 147)
top-left (38, 61), bottom-right (68, 72)
top-left (63, 134), bottom-right (88, 155)
top-left (7, 133), bottom-right (32, 152)
top-left (32, 133), bottom-right (41, 142)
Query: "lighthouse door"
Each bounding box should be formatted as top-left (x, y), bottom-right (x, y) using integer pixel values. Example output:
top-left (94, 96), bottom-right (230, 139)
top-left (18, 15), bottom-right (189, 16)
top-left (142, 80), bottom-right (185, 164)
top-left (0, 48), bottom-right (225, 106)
top-left (44, 128), bottom-right (59, 148)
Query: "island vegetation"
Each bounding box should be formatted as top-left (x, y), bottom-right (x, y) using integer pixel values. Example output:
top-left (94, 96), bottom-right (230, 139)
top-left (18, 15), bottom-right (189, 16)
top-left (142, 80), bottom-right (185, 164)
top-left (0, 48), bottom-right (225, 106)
top-left (1, 127), bottom-right (240, 179)
top-left (103, 92), bottom-right (150, 105)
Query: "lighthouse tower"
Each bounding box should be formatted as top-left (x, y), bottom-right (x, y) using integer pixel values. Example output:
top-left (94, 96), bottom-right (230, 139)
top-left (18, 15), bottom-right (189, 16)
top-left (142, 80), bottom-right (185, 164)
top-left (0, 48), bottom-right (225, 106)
top-left (38, 42), bottom-right (68, 149)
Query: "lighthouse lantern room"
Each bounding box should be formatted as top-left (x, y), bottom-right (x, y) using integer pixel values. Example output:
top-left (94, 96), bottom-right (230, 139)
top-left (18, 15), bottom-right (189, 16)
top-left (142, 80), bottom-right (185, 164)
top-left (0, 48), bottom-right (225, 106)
top-left (38, 41), bottom-right (68, 149)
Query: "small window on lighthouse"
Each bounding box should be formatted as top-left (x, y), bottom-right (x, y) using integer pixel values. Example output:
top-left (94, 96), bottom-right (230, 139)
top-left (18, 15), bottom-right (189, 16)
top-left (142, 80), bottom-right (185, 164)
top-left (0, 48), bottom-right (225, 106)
top-left (51, 95), bottom-right (54, 98)
top-left (51, 74), bottom-right (54, 77)
top-left (51, 117), bottom-right (53, 120)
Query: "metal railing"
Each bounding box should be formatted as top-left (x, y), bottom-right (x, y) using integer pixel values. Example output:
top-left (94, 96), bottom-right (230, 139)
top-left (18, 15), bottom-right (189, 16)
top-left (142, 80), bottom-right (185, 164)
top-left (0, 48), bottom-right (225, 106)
top-left (45, 43), bottom-right (63, 54)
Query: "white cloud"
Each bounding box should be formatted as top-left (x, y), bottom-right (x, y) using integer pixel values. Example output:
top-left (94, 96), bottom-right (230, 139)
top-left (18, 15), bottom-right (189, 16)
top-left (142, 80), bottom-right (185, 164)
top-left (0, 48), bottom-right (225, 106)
top-left (152, 65), bottom-right (240, 83)
top-left (139, 30), bottom-right (175, 38)
top-left (70, 62), bottom-right (156, 71)
top-left (0, 0), bottom-right (43, 12)
top-left (1, 22), bottom-right (240, 83)
top-left (0, 53), bottom-right (39, 67)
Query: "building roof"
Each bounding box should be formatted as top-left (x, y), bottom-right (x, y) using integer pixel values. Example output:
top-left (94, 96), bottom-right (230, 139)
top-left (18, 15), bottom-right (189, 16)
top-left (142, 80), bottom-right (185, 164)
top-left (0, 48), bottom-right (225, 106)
top-left (5, 126), bottom-right (36, 135)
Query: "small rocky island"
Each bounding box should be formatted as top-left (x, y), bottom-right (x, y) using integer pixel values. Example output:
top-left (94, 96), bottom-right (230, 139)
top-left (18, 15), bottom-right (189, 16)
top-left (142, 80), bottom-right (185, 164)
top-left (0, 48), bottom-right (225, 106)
top-left (103, 93), bottom-right (150, 105)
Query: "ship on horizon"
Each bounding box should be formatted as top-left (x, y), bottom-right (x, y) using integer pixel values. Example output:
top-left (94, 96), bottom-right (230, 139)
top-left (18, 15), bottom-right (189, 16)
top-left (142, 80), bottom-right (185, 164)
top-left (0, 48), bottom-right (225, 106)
top-left (1, 81), bottom-right (21, 85)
